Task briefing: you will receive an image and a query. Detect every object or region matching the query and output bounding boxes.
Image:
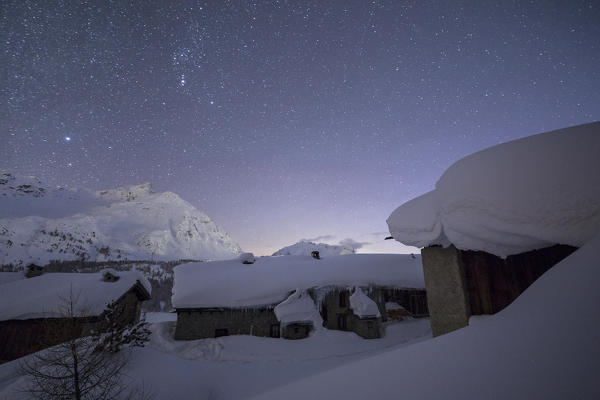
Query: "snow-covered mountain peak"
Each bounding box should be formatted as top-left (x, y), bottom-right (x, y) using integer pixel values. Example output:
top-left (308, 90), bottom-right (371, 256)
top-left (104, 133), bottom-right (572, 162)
top-left (273, 240), bottom-right (355, 257)
top-left (0, 173), bottom-right (242, 267)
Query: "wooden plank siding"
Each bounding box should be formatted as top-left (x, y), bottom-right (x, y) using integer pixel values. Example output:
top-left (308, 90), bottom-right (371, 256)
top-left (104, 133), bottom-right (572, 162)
top-left (461, 244), bottom-right (577, 315)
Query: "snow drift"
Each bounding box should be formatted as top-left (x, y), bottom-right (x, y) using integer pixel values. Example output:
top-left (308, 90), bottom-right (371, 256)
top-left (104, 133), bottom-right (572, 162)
top-left (387, 122), bottom-right (600, 257)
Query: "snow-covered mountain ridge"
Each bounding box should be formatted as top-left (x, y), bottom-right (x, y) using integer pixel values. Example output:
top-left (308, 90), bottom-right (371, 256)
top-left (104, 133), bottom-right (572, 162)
top-left (0, 172), bottom-right (242, 267)
top-left (273, 240), bottom-right (354, 257)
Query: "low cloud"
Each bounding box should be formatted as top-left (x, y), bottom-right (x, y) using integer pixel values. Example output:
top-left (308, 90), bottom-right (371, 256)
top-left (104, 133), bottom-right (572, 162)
top-left (338, 238), bottom-right (370, 250)
top-left (303, 234), bottom-right (335, 242)
top-left (370, 231), bottom-right (391, 237)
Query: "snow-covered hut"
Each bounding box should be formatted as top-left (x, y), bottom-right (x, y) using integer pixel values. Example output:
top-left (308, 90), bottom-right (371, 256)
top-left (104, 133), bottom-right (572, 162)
top-left (0, 269), bottom-right (151, 362)
top-left (387, 122), bottom-right (600, 337)
top-left (172, 254), bottom-right (427, 340)
top-left (24, 263), bottom-right (44, 278)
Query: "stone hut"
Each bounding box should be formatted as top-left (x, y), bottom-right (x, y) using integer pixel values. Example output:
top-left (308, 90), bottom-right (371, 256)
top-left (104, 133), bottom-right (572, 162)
top-left (0, 269), bottom-right (151, 363)
top-left (172, 253), bottom-right (428, 341)
top-left (386, 122), bottom-right (599, 337)
top-left (24, 263), bottom-right (44, 278)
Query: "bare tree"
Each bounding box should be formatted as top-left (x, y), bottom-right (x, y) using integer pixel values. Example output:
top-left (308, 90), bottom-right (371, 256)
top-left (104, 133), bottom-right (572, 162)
top-left (18, 289), bottom-right (152, 400)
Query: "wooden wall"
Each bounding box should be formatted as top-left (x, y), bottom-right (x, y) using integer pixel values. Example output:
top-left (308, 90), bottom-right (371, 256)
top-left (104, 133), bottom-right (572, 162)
top-left (461, 244), bottom-right (577, 315)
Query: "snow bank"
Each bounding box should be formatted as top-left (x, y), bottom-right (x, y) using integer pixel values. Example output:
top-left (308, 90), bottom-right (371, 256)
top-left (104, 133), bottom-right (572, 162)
top-left (172, 254), bottom-right (424, 308)
top-left (0, 270), bottom-right (151, 320)
top-left (349, 288), bottom-right (381, 319)
top-left (0, 272), bottom-right (25, 286)
top-left (253, 232), bottom-right (600, 400)
top-left (274, 290), bottom-right (320, 326)
top-left (387, 122), bottom-right (600, 257)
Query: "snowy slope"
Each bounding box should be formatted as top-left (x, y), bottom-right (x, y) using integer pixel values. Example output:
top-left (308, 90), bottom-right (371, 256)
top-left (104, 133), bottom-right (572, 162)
top-left (253, 232), bottom-right (600, 400)
top-left (0, 172), bottom-right (242, 266)
top-left (272, 240), bottom-right (354, 256)
top-left (387, 122), bottom-right (600, 257)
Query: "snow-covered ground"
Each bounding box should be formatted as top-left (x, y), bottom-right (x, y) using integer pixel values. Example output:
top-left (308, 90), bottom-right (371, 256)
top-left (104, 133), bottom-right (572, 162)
top-left (0, 317), bottom-right (431, 399)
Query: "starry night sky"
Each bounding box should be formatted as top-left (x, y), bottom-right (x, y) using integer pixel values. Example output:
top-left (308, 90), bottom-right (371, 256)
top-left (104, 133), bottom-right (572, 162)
top-left (1, 0), bottom-right (599, 255)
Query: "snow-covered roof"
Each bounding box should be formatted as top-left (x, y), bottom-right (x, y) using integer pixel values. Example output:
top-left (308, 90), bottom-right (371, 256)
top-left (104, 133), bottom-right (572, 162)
top-left (349, 288), bottom-right (381, 319)
top-left (387, 122), bottom-right (600, 257)
top-left (274, 290), bottom-right (320, 326)
top-left (172, 254), bottom-right (424, 308)
top-left (0, 270), bottom-right (151, 321)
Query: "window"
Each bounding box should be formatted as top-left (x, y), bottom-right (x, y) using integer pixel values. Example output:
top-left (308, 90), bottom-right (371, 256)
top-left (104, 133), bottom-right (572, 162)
top-left (215, 329), bottom-right (229, 338)
top-left (270, 324), bottom-right (280, 338)
top-left (367, 321), bottom-right (373, 329)
top-left (339, 292), bottom-right (347, 308)
top-left (337, 314), bottom-right (347, 330)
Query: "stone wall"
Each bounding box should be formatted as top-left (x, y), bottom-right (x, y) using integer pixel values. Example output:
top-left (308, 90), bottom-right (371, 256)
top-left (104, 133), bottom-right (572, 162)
top-left (174, 307), bottom-right (280, 340)
top-left (174, 286), bottom-right (428, 341)
top-left (282, 323), bottom-right (312, 339)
